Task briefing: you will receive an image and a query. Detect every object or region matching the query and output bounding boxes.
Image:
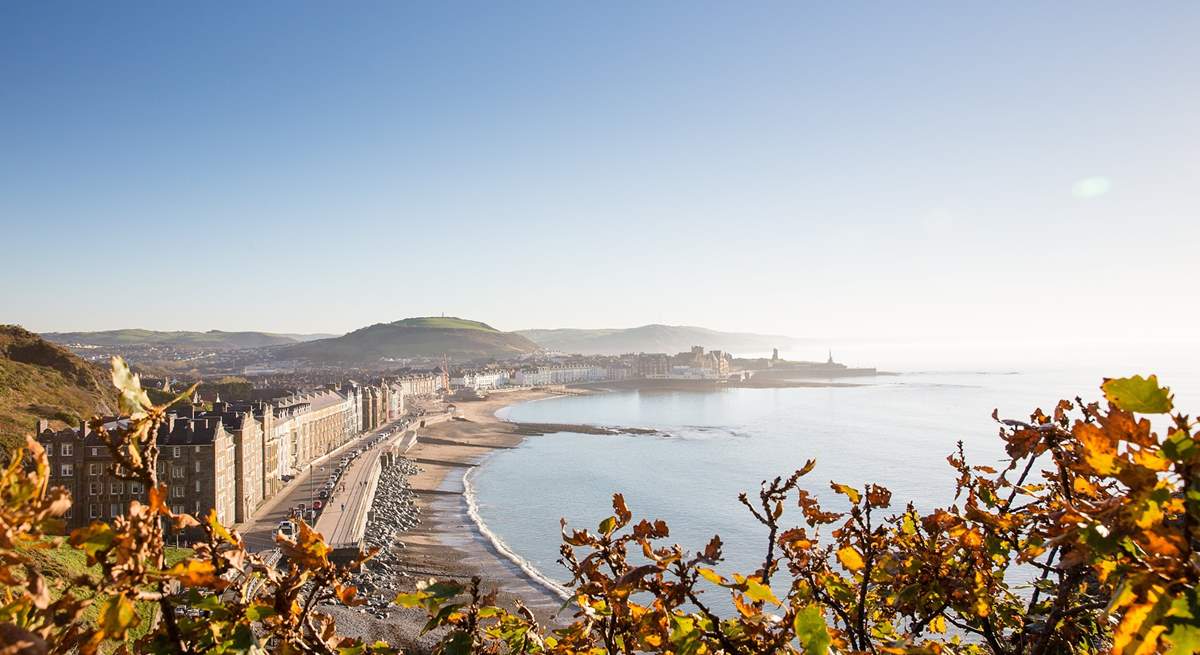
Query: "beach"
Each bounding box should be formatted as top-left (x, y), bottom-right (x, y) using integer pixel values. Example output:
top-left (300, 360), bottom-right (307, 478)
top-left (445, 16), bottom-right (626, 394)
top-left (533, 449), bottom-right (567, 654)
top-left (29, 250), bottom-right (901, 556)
top-left (324, 389), bottom-right (578, 652)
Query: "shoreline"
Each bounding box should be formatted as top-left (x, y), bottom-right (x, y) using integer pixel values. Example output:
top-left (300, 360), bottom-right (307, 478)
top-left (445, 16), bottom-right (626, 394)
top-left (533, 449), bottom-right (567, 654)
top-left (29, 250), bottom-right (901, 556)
top-left (328, 378), bottom-right (887, 649)
top-left (323, 389), bottom-right (579, 651)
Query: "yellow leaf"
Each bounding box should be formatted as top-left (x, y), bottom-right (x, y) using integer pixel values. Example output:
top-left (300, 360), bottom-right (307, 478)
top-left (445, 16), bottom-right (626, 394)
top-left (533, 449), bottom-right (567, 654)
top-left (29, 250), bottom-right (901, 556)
top-left (837, 546), bottom-right (865, 572)
top-left (696, 567), bottom-right (727, 586)
top-left (830, 483), bottom-right (861, 505)
top-left (166, 559), bottom-right (224, 588)
top-left (929, 615), bottom-right (946, 634)
top-left (743, 576), bottom-right (781, 605)
top-left (99, 594), bottom-right (137, 638)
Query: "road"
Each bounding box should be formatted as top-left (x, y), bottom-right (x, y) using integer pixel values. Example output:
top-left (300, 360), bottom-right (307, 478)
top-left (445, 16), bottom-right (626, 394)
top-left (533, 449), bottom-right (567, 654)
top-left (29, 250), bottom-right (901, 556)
top-left (312, 430), bottom-right (403, 548)
top-left (239, 419), bottom-right (408, 552)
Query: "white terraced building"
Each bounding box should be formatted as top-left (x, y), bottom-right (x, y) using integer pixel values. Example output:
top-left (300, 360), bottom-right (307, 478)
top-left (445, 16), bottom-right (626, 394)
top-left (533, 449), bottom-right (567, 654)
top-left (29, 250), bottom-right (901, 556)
top-left (514, 365), bottom-right (608, 386)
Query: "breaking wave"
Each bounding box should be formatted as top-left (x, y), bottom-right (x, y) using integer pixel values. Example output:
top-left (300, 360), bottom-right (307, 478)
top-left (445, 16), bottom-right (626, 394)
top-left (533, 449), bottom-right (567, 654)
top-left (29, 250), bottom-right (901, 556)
top-left (461, 467), bottom-right (572, 601)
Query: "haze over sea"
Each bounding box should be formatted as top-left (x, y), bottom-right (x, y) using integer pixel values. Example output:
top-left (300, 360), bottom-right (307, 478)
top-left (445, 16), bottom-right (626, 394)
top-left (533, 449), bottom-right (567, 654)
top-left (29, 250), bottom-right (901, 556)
top-left (471, 340), bottom-right (1200, 588)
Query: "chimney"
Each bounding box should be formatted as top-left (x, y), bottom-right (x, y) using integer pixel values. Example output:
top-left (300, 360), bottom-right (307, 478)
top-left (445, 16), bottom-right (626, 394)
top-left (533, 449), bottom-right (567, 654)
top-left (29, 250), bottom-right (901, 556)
top-left (167, 413), bottom-right (177, 433)
top-left (78, 419), bottom-right (90, 438)
top-left (36, 419), bottom-right (49, 434)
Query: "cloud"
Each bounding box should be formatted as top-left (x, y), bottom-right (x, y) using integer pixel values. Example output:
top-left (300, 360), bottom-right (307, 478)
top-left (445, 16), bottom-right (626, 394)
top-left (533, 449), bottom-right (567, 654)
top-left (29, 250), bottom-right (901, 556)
top-left (1072, 177), bottom-right (1111, 199)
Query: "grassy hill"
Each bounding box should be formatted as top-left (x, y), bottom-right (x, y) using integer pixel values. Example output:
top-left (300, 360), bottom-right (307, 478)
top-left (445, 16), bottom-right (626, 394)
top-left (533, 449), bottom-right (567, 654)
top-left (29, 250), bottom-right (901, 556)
top-left (42, 329), bottom-right (336, 350)
top-left (516, 324), bottom-right (802, 356)
top-left (279, 317), bottom-right (540, 364)
top-left (0, 326), bottom-right (116, 448)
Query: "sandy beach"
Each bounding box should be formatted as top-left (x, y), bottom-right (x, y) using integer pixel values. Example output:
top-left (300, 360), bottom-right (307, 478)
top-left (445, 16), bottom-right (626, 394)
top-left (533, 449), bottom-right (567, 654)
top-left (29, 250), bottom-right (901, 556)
top-left (325, 388), bottom-right (578, 652)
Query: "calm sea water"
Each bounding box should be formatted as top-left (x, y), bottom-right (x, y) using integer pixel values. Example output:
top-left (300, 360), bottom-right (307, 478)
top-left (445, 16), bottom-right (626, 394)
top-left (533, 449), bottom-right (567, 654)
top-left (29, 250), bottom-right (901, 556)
top-left (471, 363), bottom-right (1199, 590)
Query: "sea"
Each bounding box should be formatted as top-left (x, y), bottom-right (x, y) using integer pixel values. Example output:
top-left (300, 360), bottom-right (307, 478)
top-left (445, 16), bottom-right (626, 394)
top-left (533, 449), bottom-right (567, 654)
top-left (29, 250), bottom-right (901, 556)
top-left (467, 339), bottom-right (1199, 595)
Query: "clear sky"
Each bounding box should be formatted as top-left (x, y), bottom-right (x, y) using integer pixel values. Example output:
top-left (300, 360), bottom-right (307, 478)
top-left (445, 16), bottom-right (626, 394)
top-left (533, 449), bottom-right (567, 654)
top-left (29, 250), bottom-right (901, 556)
top-left (2, 2), bottom-right (1197, 343)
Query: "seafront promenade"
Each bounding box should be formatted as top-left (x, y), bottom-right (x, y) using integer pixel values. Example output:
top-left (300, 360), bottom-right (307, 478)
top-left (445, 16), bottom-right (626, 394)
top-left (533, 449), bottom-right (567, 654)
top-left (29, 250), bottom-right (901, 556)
top-left (314, 430), bottom-right (419, 552)
top-left (238, 418), bottom-right (409, 551)
top-left (239, 413), bottom-right (450, 553)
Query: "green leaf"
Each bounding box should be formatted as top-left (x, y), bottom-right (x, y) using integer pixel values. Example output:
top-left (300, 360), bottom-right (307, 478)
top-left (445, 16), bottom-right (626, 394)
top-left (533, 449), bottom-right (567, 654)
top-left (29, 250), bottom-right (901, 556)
top-left (439, 631), bottom-right (473, 655)
top-left (669, 615), bottom-right (703, 655)
top-left (1163, 430), bottom-right (1198, 463)
top-left (1164, 590), bottom-right (1200, 654)
top-left (598, 516), bottom-right (617, 535)
top-left (245, 601), bottom-right (277, 621)
top-left (793, 605), bottom-right (831, 655)
top-left (1102, 375), bottom-right (1173, 414)
top-left (393, 591), bottom-right (427, 607)
top-left (110, 356), bottom-right (152, 417)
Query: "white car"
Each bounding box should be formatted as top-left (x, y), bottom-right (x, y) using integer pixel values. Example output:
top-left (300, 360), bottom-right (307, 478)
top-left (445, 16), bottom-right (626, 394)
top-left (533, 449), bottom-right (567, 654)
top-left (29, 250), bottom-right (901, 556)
top-left (277, 520), bottom-right (297, 539)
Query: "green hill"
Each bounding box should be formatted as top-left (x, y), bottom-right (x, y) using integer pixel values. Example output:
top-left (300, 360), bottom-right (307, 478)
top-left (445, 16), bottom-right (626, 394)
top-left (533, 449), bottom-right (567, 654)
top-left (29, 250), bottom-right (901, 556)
top-left (279, 317), bottom-right (540, 364)
top-left (0, 326), bottom-right (116, 448)
top-left (42, 329), bottom-right (336, 350)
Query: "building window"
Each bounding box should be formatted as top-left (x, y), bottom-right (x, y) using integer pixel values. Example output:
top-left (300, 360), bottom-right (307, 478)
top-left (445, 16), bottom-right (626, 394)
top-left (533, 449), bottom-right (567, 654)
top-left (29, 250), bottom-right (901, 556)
top-left (89, 504), bottom-right (99, 519)
top-left (194, 480), bottom-right (200, 493)
top-left (172, 447), bottom-right (180, 458)
top-left (172, 487), bottom-right (184, 498)
top-left (60, 463), bottom-right (73, 477)
top-left (194, 446), bottom-right (201, 453)
top-left (90, 447), bottom-right (99, 457)
top-left (110, 482), bottom-right (123, 494)
top-left (60, 443), bottom-right (73, 456)
top-left (131, 482), bottom-right (142, 495)
top-left (109, 503), bottom-right (121, 517)
top-left (194, 501), bottom-right (201, 514)
top-left (89, 482), bottom-right (101, 495)
top-left (194, 461), bottom-right (201, 473)
top-left (172, 467), bottom-right (183, 479)
top-left (88, 463), bottom-right (100, 476)
top-left (172, 505), bottom-right (184, 514)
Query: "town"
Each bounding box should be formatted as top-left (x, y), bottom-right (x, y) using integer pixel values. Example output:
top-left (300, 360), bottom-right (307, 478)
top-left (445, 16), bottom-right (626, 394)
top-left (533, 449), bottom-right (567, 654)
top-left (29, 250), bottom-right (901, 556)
top-left (34, 343), bottom-right (873, 548)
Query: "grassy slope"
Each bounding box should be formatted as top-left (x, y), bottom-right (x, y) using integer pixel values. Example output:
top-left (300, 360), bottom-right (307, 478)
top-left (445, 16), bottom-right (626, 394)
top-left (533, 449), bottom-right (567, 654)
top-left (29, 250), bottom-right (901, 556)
top-left (0, 326), bottom-right (116, 448)
top-left (281, 317), bottom-right (539, 363)
top-left (392, 317), bottom-right (499, 331)
top-left (24, 541), bottom-right (193, 646)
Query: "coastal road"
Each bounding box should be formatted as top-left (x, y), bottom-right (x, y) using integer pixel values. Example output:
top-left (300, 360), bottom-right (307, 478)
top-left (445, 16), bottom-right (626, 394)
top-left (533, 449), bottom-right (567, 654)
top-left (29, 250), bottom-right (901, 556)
top-left (313, 431), bottom-right (402, 548)
top-left (239, 419), bottom-right (408, 552)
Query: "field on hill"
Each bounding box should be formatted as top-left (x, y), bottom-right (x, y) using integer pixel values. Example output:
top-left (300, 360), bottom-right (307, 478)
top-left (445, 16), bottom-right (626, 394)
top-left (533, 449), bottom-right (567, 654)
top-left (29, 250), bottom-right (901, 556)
top-left (279, 316), bottom-right (540, 363)
top-left (42, 329), bottom-right (319, 350)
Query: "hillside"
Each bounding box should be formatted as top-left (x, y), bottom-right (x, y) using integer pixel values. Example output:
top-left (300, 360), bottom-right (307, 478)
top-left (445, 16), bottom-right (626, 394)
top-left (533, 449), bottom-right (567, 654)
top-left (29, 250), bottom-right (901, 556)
top-left (279, 317), bottom-right (540, 364)
top-left (516, 324), bottom-right (801, 356)
top-left (42, 329), bottom-right (335, 350)
top-left (0, 325), bottom-right (116, 448)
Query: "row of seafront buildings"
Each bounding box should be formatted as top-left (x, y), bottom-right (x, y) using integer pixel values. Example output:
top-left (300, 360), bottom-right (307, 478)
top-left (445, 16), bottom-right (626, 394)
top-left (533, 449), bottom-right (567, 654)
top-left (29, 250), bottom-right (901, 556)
top-left (451, 346), bottom-right (735, 391)
top-left (38, 373), bottom-right (442, 531)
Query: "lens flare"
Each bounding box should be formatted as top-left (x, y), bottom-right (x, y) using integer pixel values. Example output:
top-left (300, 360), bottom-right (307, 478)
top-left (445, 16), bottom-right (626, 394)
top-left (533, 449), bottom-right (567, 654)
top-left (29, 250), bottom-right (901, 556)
top-left (1072, 176), bottom-right (1111, 199)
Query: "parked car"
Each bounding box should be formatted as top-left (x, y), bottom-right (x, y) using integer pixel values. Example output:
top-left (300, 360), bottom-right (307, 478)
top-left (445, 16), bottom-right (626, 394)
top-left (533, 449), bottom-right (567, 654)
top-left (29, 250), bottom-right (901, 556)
top-left (278, 520), bottom-right (297, 539)
top-left (304, 509), bottom-right (316, 523)
top-left (313, 500), bottom-right (324, 511)
top-left (319, 489), bottom-right (329, 499)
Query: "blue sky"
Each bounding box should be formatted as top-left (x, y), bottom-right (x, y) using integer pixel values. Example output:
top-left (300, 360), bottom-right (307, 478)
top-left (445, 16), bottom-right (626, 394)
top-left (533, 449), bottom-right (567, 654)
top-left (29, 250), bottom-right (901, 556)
top-left (2, 2), bottom-right (1197, 343)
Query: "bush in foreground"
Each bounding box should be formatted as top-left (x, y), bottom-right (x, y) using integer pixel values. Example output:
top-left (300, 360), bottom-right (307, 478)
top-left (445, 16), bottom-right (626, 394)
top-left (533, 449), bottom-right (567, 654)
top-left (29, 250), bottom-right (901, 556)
top-left (0, 358), bottom-right (1195, 654)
